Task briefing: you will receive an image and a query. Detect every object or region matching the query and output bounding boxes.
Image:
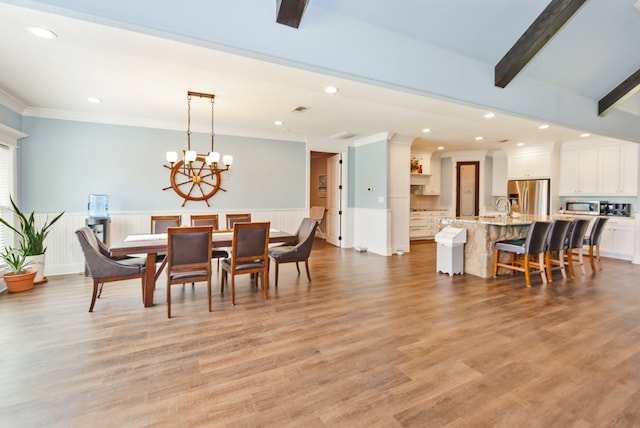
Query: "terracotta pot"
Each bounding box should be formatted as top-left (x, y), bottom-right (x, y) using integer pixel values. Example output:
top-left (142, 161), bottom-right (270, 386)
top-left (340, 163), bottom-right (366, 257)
top-left (3, 269), bottom-right (37, 293)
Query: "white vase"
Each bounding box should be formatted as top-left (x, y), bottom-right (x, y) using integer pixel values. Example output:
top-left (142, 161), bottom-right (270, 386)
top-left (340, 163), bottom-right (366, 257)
top-left (25, 253), bottom-right (46, 284)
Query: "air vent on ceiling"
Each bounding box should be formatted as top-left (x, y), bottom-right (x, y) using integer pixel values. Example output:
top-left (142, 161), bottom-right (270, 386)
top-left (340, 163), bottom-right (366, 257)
top-left (291, 106), bottom-right (309, 113)
top-left (499, 139), bottom-right (509, 143)
top-left (329, 131), bottom-right (356, 140)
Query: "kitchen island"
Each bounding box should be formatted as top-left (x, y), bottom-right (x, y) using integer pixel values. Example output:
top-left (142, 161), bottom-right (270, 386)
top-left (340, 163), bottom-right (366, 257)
top-left (442, 215), bottom-right (552, 278)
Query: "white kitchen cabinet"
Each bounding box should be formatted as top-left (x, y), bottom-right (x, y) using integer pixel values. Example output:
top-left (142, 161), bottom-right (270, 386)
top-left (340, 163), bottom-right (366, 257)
top-left (599, 217), bottom-right (635, 260)
top-left (597, 142), bottom-right (638, 196)
top-left (507, 150), bottom-right (551, 179)
top-left (410, 210), bottom-right (448, 239)
top-left (558, 145), bottom-right (598, 195)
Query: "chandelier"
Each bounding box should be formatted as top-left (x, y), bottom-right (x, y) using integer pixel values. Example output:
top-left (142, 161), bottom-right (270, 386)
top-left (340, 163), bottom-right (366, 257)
top-left (163, 91), bottom-right (233, 206)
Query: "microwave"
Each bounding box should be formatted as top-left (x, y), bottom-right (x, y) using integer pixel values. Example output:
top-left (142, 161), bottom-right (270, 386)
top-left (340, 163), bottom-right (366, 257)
top-left (564, 200), bottom-right (606, 215)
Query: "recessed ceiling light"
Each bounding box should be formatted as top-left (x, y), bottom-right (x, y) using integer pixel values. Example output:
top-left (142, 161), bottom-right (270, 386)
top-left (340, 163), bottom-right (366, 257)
top-left (517, 142), bottom-right (525, 146)
top-left (437, 146), bottom-right (444, 150)
top-left (274, 120), bottom-right (284, 126)
top-left (87, 97), bottom-right (101, 104)
top-left (538, 124), bottom-right (550, 130)
top-left (484, 112), bottom-right (496, 119)
top-left (475, 136), bottom-right (483, 141)
top-left (422, 128), bottom-right (431, 133)
top-left (580, 133), bottom-right (591, 138)
top-left (27, 26), bottom-right (57, 39)
top-left (324, 86), bottom-right (339, 94)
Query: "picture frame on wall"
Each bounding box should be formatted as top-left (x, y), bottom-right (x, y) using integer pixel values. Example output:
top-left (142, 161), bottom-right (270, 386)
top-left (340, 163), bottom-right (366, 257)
top-left (318, 174), bottom-right (327, 198)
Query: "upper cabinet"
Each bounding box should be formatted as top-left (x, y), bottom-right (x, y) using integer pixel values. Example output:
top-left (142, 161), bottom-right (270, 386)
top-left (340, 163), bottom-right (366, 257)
top-left (559, 140), bottom-right (638, 196)
top-left (410, 154), bottom-right (440, 194)
top-left (506, 150), bottom-right (551, 179)
top-left (597, 142), bottom-right (638, 196)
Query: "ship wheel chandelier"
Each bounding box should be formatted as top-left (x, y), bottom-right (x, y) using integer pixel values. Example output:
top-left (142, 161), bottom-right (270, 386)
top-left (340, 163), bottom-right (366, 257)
top-left (163, 91), bottom-right (233, 206)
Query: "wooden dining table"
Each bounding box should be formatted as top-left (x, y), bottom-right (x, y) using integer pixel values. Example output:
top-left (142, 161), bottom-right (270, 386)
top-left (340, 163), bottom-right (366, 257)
top-left (109, 228), bottom-right (295, 307)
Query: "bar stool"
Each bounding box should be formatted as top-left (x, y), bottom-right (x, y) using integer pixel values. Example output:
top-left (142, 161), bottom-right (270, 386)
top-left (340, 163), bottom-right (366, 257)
top-left (582, 217), bottom-right (608, 274)
top-left (543, 219), bottom-right (573, 282)
top-left (493, 221), bottom-right (552, 287)
top-left (564, 218), bottom-right (590, 278)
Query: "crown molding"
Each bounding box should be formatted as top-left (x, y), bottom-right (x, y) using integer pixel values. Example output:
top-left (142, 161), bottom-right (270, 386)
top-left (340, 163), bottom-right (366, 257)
top-left (0, 88), bottom-right (27, 114)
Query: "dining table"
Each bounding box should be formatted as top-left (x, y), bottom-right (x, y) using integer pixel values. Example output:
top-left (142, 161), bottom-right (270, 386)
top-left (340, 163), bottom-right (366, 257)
top-left (109, 228), bottom-right (295, 307)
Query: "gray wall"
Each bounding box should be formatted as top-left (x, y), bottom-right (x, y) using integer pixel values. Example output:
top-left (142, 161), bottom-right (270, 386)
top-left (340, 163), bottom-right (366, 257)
top-left (19, 117), bottom-right (306, 213)
top-left (352, 139), bottom-right (388, 209)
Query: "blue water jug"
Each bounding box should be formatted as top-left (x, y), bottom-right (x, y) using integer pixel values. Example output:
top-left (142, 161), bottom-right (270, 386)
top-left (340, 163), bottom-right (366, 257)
top-left (88, 194), bottom-right (109, 218)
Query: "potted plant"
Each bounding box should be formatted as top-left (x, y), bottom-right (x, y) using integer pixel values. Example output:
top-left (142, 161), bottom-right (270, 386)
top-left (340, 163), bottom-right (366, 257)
top-left (0, 196), bottom-right (64, 284)
top-left (0, 247), bottom-right (36, 292)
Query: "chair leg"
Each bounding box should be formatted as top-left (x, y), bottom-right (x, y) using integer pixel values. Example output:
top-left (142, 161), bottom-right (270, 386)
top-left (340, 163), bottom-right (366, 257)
top-left (492, 249), bottom-right (499, 278)
top-left (558, 250), bottom-right (567, 279)
top-left (274, 262), bottom-right (279, 288)
top-left (207, 278), bottom-right (212, 312)
top-left (295, 262), bottom-right (300, 274)
top-left (566, 248), bottom-right (575, 278)
top-left (545, 251), bottom-right (552, 282)
top-left (89, 280), bottom-right (100, 312)
top-left (97, 283), bottom-right (105, 298)
top-left (523, 255), bottom-right (531, 287)
top-left (263, 270), bottom-right (269, 300)
top-left (578, 248), bottom-right (586, 275)
top-left (538, 253), bottom-right (547, 284)
top-left (588, 245), bottom-right (596, 273)
top-left (596, 245), bottom-right (602, 271)
top-left (304, 259), bottom-right (311, 281)
top-left (220, 271), bottom-right (226, 294)
top-left (167, 283), bottom-right (171, 318)
top-left (231, 275), bottom-right (236, 305)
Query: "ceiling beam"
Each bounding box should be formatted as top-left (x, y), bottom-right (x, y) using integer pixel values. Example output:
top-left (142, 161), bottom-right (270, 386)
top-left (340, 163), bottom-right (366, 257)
top-left (495, 0), bottom-right (587, 88)
top-left (276, 0), bottom-right (309, 29)
top-left (598, 68), bottom-right (640, 116)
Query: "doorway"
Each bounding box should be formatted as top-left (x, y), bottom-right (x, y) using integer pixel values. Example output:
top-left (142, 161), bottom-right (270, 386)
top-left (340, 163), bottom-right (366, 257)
top-left (456, 161), bottom-right (479, 217)
top-left (310, 151), bottom-right (342, 247)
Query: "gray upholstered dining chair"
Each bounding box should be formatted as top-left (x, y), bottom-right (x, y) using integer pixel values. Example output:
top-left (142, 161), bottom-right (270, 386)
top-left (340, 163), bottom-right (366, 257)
top-left (492, 221), bottom-right (552, 287)
top-left (220, 222), bottom-right (270, 305)
top-left (268, 218), bottom-right (318, 287)
top-left (564, 218), bottom-right (590, 277)
top-left (543, 219), bottom-right (573, 282)
top-left (190, 214), bottom-right (228, 271)
top-left (75, 226), bottom-right (146, 312)
top-left (582, 216), bottom-right (608, 274)
top-left (166, 226), bottom-right (213, 318)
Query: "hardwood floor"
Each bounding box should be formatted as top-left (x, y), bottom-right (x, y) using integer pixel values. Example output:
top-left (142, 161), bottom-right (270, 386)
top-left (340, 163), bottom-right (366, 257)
top-left (1, 239), bottom-right (640, 427)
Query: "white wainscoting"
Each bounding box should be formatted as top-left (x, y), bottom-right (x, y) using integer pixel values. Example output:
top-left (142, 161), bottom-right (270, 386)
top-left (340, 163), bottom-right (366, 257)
top-left (37, 209), bottom-right (307, 277)
top-left (352, 207), bottom-right (390, 256)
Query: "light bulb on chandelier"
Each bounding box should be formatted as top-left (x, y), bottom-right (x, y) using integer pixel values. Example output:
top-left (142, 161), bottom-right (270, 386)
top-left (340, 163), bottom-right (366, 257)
top-left (163, 91), bottom-right (233, 206)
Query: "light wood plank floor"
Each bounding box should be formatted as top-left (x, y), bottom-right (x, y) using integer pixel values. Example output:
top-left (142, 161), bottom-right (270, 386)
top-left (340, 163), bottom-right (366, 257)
top-left (1, 240), bottom-right (640, 427)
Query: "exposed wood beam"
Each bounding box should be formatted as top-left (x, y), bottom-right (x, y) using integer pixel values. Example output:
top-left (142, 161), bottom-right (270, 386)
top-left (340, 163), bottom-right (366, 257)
top-left (598, 68), bottom-right (640, 116)
top-left (276, 0), bottom-right (309, 29)
top-left (495, 0), bottom-right (588, 88)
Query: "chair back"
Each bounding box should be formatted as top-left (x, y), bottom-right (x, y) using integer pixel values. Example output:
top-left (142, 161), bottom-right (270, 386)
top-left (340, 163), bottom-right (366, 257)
top-left (586, 217), bottom-right (608, 246)
top-left (190, 214), bottom-right (220, 229)
top-left (524, 221), bottom-right (552, 254)
top-left (545, 220), bottom-right (572, 252)
top-left (293, 218), bottom-right (318, 256)
top-left (226, 213), bottom-right (252, 229)
top-left (566, 219), bottom-right (590, 249)
top-left (166, 226), bottom-right (213, 277)
top-left (151, 215), bottom-right (181, 233)
top-left (230, 222), bottom-right (270, 270)
top-left (309, 206), bottom-right (325, 223)
top-left (76, 226), bottom-right (143, 280)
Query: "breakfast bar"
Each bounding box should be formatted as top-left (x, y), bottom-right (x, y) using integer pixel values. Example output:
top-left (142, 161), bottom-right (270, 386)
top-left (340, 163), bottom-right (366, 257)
top-left (443, 215), bottom-right (552, 278)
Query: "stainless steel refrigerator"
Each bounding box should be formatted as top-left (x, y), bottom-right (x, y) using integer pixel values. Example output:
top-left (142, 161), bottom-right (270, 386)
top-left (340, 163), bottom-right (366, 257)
top-left (507, 179), bottom-right (550, 216)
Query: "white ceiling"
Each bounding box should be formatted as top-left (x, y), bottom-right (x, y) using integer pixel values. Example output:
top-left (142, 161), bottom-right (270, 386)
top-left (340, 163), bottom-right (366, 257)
top-left (0, 0), bottom-right (639, 153)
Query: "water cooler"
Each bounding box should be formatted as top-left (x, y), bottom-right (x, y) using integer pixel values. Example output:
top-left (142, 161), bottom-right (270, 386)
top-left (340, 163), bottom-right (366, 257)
top-left (85, 194), bottom-right (110, 276)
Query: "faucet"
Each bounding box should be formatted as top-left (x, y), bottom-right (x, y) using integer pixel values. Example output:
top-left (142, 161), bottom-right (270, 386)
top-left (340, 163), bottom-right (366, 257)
top-left (496, 198), bottom-right (512, 217)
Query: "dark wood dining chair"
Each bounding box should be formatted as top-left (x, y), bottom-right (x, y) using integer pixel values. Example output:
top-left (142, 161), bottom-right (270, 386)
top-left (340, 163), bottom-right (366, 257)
top-left (220, 222), bottom-right (270, 305)
top-left (150, 215), bottom-right (182, 233)
top-left (166, 226), bottom-right (213, 318)
top-left (493, 221), bottom-right (552, 287)
top-left (76, 226), bottom-right (146, 312)
top-left (269, 218), bottom-right (318, 287)
top-left (225, 213), bottom-right (251, 229)
top-left (543, 219), bottom-right (573, 282)
top-left (564, 218), bottom-right (591, 278)
top-left (190, 214), bottom-right (228, 271)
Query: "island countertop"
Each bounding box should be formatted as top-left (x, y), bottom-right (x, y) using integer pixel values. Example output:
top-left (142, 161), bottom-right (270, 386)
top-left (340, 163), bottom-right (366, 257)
top-left (440, 215), bottom-right (553, 278)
